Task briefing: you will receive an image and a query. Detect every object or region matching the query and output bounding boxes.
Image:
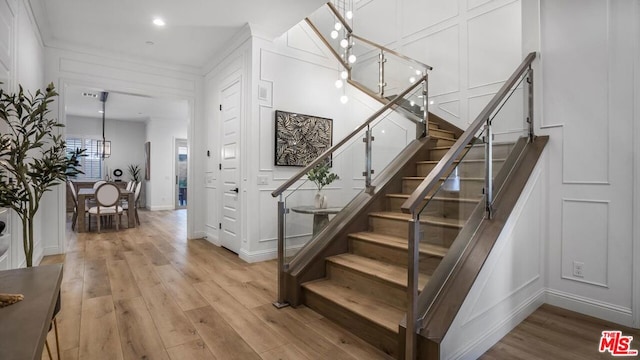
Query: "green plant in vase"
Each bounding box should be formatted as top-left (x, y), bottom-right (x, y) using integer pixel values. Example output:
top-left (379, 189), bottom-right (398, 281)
top-left (128, 164), bottom-right (141, 182)
top-left (0, 83), bottom-right (83, 267)
top-left (307, 161), bottom-right (339, 209)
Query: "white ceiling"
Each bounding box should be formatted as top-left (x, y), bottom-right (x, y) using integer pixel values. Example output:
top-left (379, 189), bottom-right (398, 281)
top-left (35, 1), bottom-right (326, 121)
top-left (30, 0), bottom-right (327, 68)
top-left (65, 85), bottom-right (188, 122)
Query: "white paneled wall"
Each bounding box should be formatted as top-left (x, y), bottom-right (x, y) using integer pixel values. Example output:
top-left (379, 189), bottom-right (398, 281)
top-left (352, 0), bottom-right (523, 130)
top-left (537, 0), bottom-right (639, 327)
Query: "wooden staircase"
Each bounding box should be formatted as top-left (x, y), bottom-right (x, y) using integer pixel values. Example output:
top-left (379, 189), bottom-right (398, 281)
top-left (300, 122), bottom-right (513, 357)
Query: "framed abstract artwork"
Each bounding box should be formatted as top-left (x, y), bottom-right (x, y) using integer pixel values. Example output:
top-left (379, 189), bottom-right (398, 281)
top-left (274, 110), bottom-right (333, 166)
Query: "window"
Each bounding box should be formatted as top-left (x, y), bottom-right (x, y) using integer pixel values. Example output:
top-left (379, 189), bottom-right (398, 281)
top-left (66, 136), bottom-right (102, 179)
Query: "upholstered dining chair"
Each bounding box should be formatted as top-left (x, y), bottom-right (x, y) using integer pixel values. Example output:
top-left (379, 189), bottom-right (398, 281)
top-left (123, 181), bottom-right (142, 226)
top-left (93, 180), bottom-right (107, 189)
top-left (88, 182), bottom-right (123, 232)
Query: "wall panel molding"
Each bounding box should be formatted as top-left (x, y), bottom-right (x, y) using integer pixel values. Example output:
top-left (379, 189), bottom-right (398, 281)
top-left (561, 198), bottom-right (609, 287)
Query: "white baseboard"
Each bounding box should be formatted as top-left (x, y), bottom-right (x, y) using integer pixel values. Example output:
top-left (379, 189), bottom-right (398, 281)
top-left (238, 248), bottom-right (277, 263)
top-left (448, 288), bottom-right (545, 360)
top-left (204, 232), bottom-right (221, 246)
top-left (546, 288), bottom-right (634, 327)
top-left (147, 205), bottom-right (175, 211)
top-left (191, 231), bottom-right (207, 240)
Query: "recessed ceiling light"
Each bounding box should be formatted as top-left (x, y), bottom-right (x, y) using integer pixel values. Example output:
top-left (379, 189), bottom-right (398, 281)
top-left (98, 110), bottom-right (104, 114)
top-left (153, 18), bottom-right (166, 27)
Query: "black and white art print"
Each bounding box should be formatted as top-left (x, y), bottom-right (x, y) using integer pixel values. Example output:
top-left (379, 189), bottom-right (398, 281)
top-left (275, 110), bottom-right (333, 166)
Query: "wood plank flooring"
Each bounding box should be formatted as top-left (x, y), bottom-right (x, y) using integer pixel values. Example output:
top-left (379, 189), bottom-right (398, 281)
top-left (40, 210), bottom-right (640, 360)
top-left (481, 304), bottom-right (640, 359)
top-left (40, 210), bottom-right (392, 360)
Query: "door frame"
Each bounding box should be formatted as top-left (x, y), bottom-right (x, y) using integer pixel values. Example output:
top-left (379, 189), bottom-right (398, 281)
top-left (174, 138), bottom-right (188, 209)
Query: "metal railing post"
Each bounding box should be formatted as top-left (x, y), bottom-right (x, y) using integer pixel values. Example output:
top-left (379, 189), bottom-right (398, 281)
top-left (405, 216), bottom-right (420, 359)
top-left (422, 73), bottom-right (429, 138)
top-left (378, 50), bottom-right (386, 97)
top-left (273, 196), bottom-right (289, 308)
top-left (363, 125), bottom-right (375, 194)
top-left (526, 67), bottom-right (534, 143)
top-left (484, 120), bottom-right (493, 219)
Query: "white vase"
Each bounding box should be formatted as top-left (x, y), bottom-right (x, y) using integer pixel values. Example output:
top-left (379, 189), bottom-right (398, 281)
top-left (314, 191), bottom-right (328, 209)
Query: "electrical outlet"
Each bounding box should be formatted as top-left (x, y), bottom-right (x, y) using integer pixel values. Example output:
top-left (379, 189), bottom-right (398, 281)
top-left (573, 261), bottom-right (584, 277)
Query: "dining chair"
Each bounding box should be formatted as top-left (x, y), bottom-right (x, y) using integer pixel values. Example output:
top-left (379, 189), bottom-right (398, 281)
top-left (123, 181), bottom-right (142, 226)
top-left (88, 182), bottom-right (123, 232)
top-left (67, 181), bottom-right (80, 231)
top-left (93, 180), bottom-right (107, 189)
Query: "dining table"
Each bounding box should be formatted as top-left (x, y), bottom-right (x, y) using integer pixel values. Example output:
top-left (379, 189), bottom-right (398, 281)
top-left (77, 187), bottom-right (135, 232)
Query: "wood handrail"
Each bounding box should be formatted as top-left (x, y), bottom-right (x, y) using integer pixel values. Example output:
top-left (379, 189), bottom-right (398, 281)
top-left (400, 52), bottom-right (536, 214)
top-left (271, 75), bottom-right (427, 198)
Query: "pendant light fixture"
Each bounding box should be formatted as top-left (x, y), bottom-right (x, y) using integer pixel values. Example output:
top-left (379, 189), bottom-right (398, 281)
top-left (97, 91), bottom-right (111, 158)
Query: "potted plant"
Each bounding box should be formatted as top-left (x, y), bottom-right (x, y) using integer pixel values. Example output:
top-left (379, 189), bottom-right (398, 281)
top-left (307, 161), bottom-right (339, 209)
top-left (128, 164), bottom-right (141, 182)
top-left (0, 83), bottom-right (83, 267)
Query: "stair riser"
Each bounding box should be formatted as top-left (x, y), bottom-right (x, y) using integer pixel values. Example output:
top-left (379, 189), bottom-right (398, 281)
top-left (435, 137), bottom-right (456, 147)
top-left (430, 128), bottom-right (454, 139)
top-left (369, 217), bottom-right (460, 247)
top-left (387, 197), bottom-right (479, 220)
top-left (429, 143), bottom-right (514, 161)
top-left (303, 289), bottom-right (399, 357)
top-left (402, 179), bottom-right (485, 198)
top-left (350, 238), bottom-right (443, 274)
top-left (327, 263), bottom-right (407, 309)
top-left (416, 160), bottom-right (505, 177)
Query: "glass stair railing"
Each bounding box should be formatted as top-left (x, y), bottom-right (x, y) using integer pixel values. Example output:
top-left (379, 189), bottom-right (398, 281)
top-left (305, 2), bottom-right (433, 132)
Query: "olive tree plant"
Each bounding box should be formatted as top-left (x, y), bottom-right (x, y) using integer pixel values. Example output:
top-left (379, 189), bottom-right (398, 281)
top-left (0, 83), bottom-right (83, 267)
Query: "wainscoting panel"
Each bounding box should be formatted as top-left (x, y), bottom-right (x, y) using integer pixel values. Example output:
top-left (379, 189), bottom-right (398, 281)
top-left (561, 199), bottom-right (609, 287)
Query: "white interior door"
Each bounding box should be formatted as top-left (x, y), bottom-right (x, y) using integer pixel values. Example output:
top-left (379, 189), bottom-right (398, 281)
top-left (219, 77), bottom-right (241, 253)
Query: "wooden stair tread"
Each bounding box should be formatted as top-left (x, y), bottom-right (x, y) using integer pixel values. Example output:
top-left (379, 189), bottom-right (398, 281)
top-left (327, 253), bottom-right (430, 289)
top-left (303, 280), bottom-right (404, 333)
top-left (349, 231), bottom-right (448, 258)
top-left (369, 211), bottom-right (465, 228)
top-left (416, 158), bottom-right (506, 165)
top-left (403, 176), bottom-right (484, 181)
top-left (386, 193), bottom-right (481, 203)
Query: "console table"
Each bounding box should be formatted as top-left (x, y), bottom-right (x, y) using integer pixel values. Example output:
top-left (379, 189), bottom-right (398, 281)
top-left (291, 206), bottom-right (342, 236)
top-left (0, 264), bottom-right (63, 360)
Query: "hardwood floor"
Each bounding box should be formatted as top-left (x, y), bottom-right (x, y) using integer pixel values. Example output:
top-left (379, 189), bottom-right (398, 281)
top-left (41, 210), bottom-right (640, 360)
top-left (481, 304), bottom-right (640, 359)
top-left (41, 210), bottom-right (392, 360)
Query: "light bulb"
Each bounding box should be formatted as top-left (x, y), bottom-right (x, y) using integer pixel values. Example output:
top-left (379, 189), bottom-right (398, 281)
top-left (410, 100), bottom-right (415, 107)
top-left (330, 30), bottom-right (339, 39)
top-left (346, 11), bottom-right (353, 19)
top-left (348, 54), bottom-right (357, 63)
top-left (340, 39), bottom-right (349, 48)
top-left (340, 70), bottom-right (348, 79)
top-left (340, 95), bottom-right (349, 104)
top-left (335, 79), bottom-right (344, 89)
top-left (416, 69), bottom-right (422, 75)
top-left (429, 100), bottom-right (435, 105)
top-left (409, 76), bottom-right (416, 84)
top-left (335, 22), bottom-right (342, 31)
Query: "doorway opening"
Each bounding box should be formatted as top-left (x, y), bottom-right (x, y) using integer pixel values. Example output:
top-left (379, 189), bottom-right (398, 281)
top-left (175, 139), bottom-right (188, 209)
